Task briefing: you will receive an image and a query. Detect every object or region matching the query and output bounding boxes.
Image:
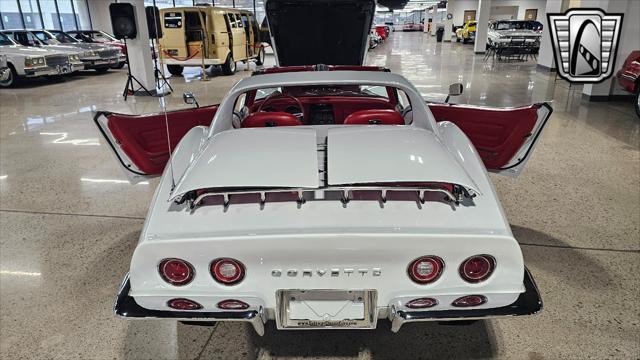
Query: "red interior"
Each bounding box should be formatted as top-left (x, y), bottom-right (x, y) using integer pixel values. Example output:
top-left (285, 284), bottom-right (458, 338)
top-left (428, 103), bottom-right (540, 170)
top-left (241, 111), bottom-right (303, 128)
top-left (250, 96), bottom-right (396, 124)
top-left (344, 109), bottom-right (404, 125)
top-left (106, 105), bottom-right (218, 175)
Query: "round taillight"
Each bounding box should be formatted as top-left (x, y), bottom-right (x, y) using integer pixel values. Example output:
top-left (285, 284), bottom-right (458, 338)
top-left (217, 299), bottom-right (250, 310)
top-left (159, 258), bottom-right (194, 286)
top-left (459, 255), bottom-right (495, 283)
top-left (167, 298), bottom-right (202, 310)
top-left (210, 258), bottom-right (245, 285)
top-left (406, 297), bottom-right (438, 309)
top-left (408, 256), bottom-right (444, 284)
top-left (452, 295), bottom-right (487, 307)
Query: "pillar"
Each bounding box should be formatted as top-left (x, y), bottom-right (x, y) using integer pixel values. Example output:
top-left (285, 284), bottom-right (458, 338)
top-left (473, 0), bottom-right (491, 54)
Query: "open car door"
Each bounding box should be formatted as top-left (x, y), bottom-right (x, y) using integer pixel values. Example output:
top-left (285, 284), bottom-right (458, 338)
top-left (93, 105), bottom-right (218, 180)
top-left (428, 102), bottom-right (552, 176)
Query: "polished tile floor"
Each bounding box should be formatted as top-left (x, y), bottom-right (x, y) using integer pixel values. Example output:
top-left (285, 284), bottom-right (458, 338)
top-left (1, 32), bottom-right (638, 359)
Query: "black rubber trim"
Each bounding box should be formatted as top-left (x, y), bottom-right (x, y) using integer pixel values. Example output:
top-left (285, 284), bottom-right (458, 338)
top-left (499, 102), bottom-right (553, 171)
top-left (114, 275), bottom-right (259, 320)
top-left (92, 111), bottom-right (148, 177)
top-left (396, 268), bottom-right (543, 321)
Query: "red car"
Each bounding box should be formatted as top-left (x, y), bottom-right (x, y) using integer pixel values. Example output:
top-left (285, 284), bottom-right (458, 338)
top-left (616, 50), bottom-right (640, 117)
top-left (375, 25), bottom-right (389, 40)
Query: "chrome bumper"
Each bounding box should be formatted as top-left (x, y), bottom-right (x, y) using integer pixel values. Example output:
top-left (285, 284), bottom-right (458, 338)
top-left (114, 274), bottom-right (267, 336)
top-left (388, 268), bottom-right (542, 332)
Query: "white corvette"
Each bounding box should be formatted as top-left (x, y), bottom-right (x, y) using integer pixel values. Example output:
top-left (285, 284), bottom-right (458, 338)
top-left (95, 0), bottom-right (547, 335)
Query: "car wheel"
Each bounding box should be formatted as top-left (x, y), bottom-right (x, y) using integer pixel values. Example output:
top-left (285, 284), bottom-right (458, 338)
top-left (0, 65), bottom-right (19, 88)
top-left (167, 65), bottom-right (183, 76)
top-left (95, 66), bottom-right (109, 73)
top-left (255, 47), bottom-right (265, 66)
top-left (635, 86), bottom-right (640, 119)
top-left (222, 54), bottom-right (236, 75)
top-left (111, 61), bottom-right (126, 69)
top-left (456, 37), bottom-right (460, 42)
top-left (463, 37), bottom-right (468, 44)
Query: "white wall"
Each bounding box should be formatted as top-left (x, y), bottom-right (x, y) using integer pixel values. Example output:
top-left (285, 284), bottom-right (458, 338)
top-left (451, 0), bottom-right (479, 26)
top-left (87, 0), bottom-right (116, 33)
top-left (451, 0), bottom-right (547, 25)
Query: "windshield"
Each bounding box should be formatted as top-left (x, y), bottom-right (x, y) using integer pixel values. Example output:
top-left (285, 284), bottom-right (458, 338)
top-left (0, 33), bottom-right (14, 46)
top-left (496, 21), bottom-right (528, 30)
top-left (32, 31), bottom-right (60, 45)
top-left (47, 30), bottom-right (79, 44)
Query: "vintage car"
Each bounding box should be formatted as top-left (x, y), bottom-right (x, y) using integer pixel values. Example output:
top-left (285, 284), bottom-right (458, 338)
top-left (0, 54), bottom-right (9, 83)
top-left (67, 30), bottom-right (127, 68)
top-left (369, 29), bottom-right (382, 49)
top-left (0, 30), bottom-right (92, 70)
top-left (456, 21), bottom-right (477, 44)
top-left (0, 32), bottom-right (83, 87)
top-left (96, 0), bottom-right (545, 335)
top-left (30, 30), bottom-right (122, 72)
top-left (159, 6), bottom-right (267, 76)
top-left (374, 25), bottom-right (390, 40)
top-left (616, 50), bottom-right (640, 117)
top-left (487, 20), bottom-right (542, 50)
top-left (402, 21), bottom-right (422, 32)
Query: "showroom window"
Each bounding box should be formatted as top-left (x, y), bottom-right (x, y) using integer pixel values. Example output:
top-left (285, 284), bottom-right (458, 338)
top-left (0, 0), bottom-right (92, 31)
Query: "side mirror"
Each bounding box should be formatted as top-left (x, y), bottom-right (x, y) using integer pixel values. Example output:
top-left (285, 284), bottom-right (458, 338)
top-left (183, 92), bottom-right (199, 108)
top-left (445, 83), bottom-right (463, 103)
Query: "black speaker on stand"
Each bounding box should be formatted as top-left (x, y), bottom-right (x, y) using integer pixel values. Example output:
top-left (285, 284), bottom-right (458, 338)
top-left (109, 3), bottom-right (152, 100)
top-left (146, 5), bottom-right (172, 94)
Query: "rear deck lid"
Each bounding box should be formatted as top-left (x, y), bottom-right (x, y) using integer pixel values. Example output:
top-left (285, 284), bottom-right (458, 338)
top-left (170, 128), bottom-right (320, 201)
top-left (265, 0), bottom-right (375, 66)
top-left (327, 126), bottom-right (481, 195)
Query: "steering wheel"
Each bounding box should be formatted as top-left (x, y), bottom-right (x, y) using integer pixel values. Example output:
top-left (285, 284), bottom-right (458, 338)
top-left (256, 93), bottom-right (305, 122)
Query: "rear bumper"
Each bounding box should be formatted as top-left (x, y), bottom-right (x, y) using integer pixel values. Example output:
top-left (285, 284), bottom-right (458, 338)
top-left (114, 268), bottom-right (541, 335)
top-left (114, 274), bottom-right (267, 335)
top-left (388, 268), bottom-right (542, 332)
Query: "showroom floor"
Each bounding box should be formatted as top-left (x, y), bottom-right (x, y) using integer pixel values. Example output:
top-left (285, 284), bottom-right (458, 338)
top-left (1, 32), bottom-right (638, 359)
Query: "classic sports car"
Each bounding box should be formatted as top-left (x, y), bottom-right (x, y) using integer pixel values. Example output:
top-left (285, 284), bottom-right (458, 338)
top-left (96, 0), bottom-right (546, 335)
top-left (456, 21), bottom-right (477, 44)
top-left (615, 50), bottom-right (640, 117)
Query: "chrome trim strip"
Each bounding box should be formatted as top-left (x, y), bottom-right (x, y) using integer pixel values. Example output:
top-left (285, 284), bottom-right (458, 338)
top-left (113, 273), bottom-right (267, 336)
top-left (187, 185), bottom-right (464, 210)
top-left (388, 268), bottom-right (543, 332)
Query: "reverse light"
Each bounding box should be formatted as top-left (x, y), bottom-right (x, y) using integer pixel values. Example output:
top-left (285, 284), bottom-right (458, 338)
top-left (167, 298), bottom-right (202, 310)
top-left (408, 256), bottom-right (444, 284)
top-left (159, 258), bottom-right (195, 286)
top-left (459, 255), bottom-right (495, 283)
top-left (217, 299), bottom-right (250, 310)
top-left (210, 258), bottom-right (245, 285)
top-left (406, 297), bottom-right (438, 309)
top-left (452, 295), bottom-right (487, 307)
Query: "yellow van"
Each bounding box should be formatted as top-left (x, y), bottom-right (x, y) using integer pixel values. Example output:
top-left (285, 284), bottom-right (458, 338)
top-left (159, 6), bottom-right (267, 76)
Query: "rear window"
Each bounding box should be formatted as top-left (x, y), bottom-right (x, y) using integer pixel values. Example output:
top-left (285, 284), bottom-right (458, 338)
top-left (164, 12), bottom-right (182, 28)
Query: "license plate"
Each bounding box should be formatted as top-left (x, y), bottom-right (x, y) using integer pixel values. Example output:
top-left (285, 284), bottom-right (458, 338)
top-left (276, 289), bottom-right (377, 329)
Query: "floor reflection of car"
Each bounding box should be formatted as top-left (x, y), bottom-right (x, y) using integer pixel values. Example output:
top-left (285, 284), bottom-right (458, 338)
top-left (0, 32), bottom-right (83, 87)
top-left (159, 6), bottom-right (267, 76)
top-left (487, 20), bottom-right (542, 50)
top-left (30, 30), bottom-right (122, 72)
top-left (67, 30), bottom-right (127, 69)
top-left (616, 50), bottom-right (640, 117)
top-left (456, 21), bottom-right (477, 44)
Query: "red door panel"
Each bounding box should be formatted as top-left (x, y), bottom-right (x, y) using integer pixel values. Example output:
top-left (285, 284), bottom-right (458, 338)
top-left (95, 105), bottom-right (218, 175)
top-left (428, 103), bottom-right (547, 170)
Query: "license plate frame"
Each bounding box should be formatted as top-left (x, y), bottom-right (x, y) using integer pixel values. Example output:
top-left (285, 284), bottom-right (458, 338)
top-left (276, 289), bottom-right (377, 330)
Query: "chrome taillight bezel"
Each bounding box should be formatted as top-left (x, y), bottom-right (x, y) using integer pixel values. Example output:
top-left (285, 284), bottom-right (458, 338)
top-left (158, 258), bottom-right (195, 286)
top-left (217, 299), bottom-right (250, 310)
top-left (407, 256), bottom-right (445, 284)
top-left (210, 258), bottom-right (245, 285)
top-left (459, 255), bottom-right (496, 283)
top-left (167, 298), bottom-right (202, 310)
top-left (405, 297), bottom-right (439, 309)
